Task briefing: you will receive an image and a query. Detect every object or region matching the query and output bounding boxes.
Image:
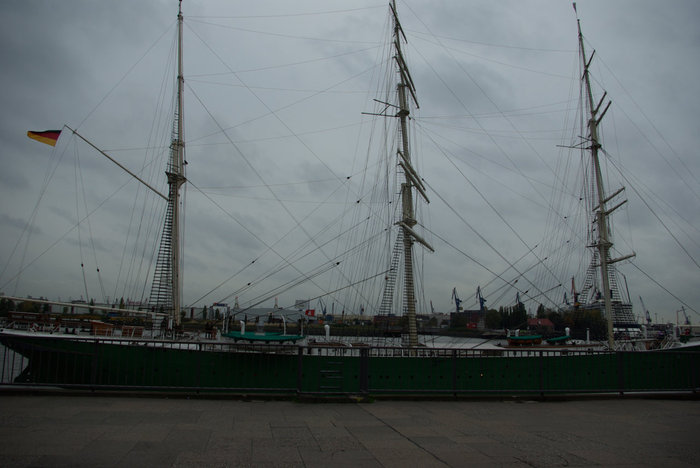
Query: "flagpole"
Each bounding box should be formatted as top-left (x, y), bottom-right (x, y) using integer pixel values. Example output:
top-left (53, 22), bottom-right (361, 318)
top-left (65, 125), bottom-right (168, 201)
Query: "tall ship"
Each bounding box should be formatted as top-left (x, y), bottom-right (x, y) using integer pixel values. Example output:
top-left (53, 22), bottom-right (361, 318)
top-left (0, 2), bottom-right (697, 396)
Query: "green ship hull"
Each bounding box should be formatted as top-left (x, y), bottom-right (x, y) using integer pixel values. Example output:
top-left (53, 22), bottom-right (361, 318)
top-left (2, 332), bottom-right (698, 397)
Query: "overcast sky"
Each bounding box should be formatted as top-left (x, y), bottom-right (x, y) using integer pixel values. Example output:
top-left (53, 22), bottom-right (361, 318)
top-left (1, 0), bottom-right (698, 325)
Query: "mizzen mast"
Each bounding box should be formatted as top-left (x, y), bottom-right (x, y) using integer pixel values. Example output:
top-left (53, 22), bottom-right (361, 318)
top-left (575, 3), bottom-right (634, 348)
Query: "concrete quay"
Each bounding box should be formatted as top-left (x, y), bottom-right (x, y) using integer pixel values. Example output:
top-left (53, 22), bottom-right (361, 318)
top-left (0, 394), bottom-right (698, 467)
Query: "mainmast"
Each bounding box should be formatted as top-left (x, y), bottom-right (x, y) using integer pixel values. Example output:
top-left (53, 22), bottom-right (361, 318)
top-left (576, 6), bottom-right (633, 348)
top-left (390, 0), bottom-right (433, 347)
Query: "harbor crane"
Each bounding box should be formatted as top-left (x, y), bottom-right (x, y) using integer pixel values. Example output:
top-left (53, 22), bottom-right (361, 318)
top-left (639, 296), bottom-right (652, 324)
top-left (476, 286), bottom-right (487, 313)
top-left (451, 287), bottom-right (462, 314)
top-left (676, 307), bottom-right (691, 337)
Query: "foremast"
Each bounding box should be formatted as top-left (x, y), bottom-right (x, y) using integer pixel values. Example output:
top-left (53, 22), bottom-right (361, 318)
top-left (390, 1), bottom-right (433, 347)
top-left (169, 1), bottom-right (186, 327)
top-left (150, 1), bottom-right (186, 328)
top-left (576, 5), bottom-right (634, 348)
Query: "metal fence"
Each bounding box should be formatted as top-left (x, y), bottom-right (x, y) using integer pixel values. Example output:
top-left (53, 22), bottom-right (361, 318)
top-left (1, 334), bottom-right (698, 397)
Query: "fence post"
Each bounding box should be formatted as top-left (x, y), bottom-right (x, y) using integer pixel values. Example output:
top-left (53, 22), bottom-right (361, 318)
top-left (359, 348), bottom-right (369, 395)
top-left (297, 346), bottom-right (303, 395)
top-left (539, 351), bottom-right (544, 398)
top-left (90, 338), bottom-right (100, 389)
top-left (617, 352), bottom-right (625, 396)
top-left (197, 342), bottom-right (202, 392)
top-left (694, 352), bottom-right (698, 393)
top-left (452, 349), bottom-right (457, 397)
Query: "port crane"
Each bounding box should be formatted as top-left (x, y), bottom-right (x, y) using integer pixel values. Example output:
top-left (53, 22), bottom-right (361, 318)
top-left (451, 287), bottom-right (462, 314)
top-left (639, 296), bottom-right (652, 325)
top-left (476, 286), bottom-right (487, 313)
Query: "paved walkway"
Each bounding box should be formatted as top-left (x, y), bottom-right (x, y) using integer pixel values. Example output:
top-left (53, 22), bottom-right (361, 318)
top-left (0, 394), bottom-right (698, 467)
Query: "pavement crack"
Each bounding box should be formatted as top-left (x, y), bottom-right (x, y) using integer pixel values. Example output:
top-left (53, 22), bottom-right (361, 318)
top-left (359, 404), bottom-right (451, 467)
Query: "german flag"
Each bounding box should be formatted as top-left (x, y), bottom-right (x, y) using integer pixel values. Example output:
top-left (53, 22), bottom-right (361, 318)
top-left (27, 129), bottom-right (61, 147)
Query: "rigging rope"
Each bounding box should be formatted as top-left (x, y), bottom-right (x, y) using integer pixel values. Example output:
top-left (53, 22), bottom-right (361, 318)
top-left (182, 18), bottom-right (391, 310)
top-left (592, 47), bottom-right (700, 201)
top-left (73, 144), bottom-right (90, 303)
top-left (600, 147), bottom-right (700, 271)
top-left (75, 139), bottom-right (109, 303)
top-left (1, 125), bottom-right (70, 294)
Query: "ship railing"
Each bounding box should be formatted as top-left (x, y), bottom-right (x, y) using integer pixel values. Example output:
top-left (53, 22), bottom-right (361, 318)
top-left (0, 333), bottom-right (618, 357)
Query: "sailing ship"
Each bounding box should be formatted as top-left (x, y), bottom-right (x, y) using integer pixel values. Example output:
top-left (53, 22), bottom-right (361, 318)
top-left (0, 2), bottom-right (697, 396)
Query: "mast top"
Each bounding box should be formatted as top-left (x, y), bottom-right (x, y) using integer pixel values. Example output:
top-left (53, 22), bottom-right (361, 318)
top-left (573, 3), bottom-right (583, 38)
